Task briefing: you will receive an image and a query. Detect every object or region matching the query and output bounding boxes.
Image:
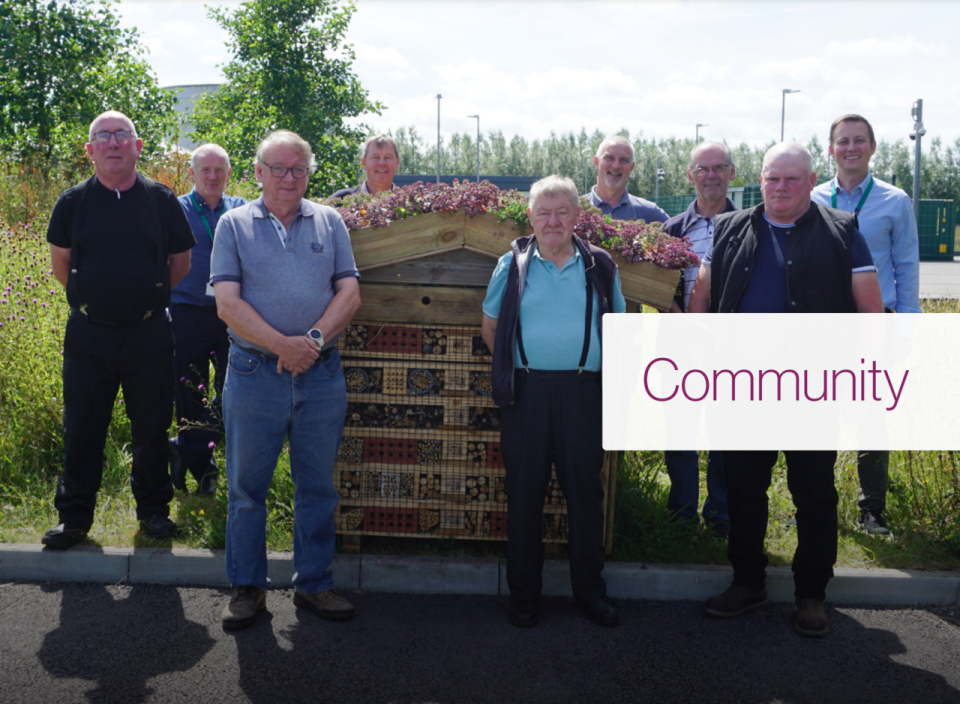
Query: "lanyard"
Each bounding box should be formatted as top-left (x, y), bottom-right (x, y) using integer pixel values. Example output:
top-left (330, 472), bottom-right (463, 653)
top-left (831, 175), bottom-right (874, 216)
top-left (189, 191), bottom-right (216, 242)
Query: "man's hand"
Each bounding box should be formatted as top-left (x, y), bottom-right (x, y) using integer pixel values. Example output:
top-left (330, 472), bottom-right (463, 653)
top-left (275, 335), bottom-right (320, 376)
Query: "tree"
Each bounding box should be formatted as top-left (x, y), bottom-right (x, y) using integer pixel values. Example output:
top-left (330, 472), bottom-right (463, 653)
top-left (191, 0), bottom-right (383, 197)
top-left (0, 0), bottom-right (176, 166)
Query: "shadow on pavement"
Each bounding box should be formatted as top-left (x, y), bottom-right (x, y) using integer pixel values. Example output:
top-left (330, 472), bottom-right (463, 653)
top-left (37, 583), bottom-right (215, 704)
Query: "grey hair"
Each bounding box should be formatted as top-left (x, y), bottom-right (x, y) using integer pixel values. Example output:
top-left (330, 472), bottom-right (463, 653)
top-left (762, 141), bottom-right (813, 175)
top-left (190, 143), bottom-right (231, 171)
top-left (689, 141), bottom-right (733, 171)
top-left (254, 130), bottom-right (317, 173)
top-left (362, 133), bottom-right (399, 160)
top-left (88, 110), bottom-right (137, 142)
top-left (528, 175), bottom-right (580, 212)
top-left (595, 135), bottom-right (635, 162)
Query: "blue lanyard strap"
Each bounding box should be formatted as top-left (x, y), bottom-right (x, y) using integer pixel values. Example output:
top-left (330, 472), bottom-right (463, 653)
top-left (189, 191), bottom-right (216, 242)
top-left (831, 175), bottom-right (874, 216)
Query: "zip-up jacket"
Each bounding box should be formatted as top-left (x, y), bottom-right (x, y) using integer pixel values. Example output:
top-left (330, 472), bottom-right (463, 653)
top-left (709, 202), bottom-right (859, 314)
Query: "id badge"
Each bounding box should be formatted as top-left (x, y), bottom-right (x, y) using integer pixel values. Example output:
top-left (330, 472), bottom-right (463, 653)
top-left (206, 282), bottom-right (215, 297)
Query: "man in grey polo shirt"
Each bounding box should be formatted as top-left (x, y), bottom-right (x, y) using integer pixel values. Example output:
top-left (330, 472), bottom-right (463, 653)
top-left (210, 129), bottom-right (361, 629)
top-left (587, 135), bottom-right (668, 223)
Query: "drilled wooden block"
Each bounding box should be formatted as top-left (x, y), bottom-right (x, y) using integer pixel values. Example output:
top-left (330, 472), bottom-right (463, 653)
top-left (365, 325), bottom-right (423, 354)
top-left (362, 437), bottom-right (418, 464)
top-left (364, 506), bottom-right (419, 533)
top-left (490, 510), bottom-right (508, 537)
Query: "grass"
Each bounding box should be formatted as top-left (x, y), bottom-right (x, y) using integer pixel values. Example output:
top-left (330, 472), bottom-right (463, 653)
top-left (1, 161), bottom-right (959, 571)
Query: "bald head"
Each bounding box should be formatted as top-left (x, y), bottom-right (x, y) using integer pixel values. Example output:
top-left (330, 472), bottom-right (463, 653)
top-left (762, 141), bottom-right (813, 175)
top-left (88, 111), bottom-right (137, 142)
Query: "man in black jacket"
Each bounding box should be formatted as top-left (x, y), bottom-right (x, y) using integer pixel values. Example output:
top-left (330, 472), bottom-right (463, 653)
top-left (688, 142), bottom-right (883, 637)
top-left (481, 175), bottom-right (626, 628)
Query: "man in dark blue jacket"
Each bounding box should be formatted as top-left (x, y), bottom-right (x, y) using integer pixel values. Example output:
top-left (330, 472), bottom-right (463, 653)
top-left (661, 142), bottom-right (737, 537)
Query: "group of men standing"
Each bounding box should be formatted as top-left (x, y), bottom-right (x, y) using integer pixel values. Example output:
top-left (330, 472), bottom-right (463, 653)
top-left (40, 109), bottom-right (918, 637)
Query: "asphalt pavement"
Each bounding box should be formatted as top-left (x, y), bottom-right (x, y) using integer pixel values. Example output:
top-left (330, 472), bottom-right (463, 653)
top-left (2, 582), bottom-right (960, 704)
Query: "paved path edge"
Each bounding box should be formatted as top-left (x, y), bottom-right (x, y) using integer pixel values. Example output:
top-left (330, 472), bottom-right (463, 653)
top-left (0, 543), bottom-right (957, 607)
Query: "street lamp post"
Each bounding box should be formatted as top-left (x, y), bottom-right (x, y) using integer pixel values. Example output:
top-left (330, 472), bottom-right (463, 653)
top-left (654, 158), bottom-right (665, 205)
top-left (781, 89), bottom-right (800, 141)
top-left (696, 123), bottom-right (708, 143)
top-left (436, 94), bottom-right (442, 184)
top-left (467, 114), bottom-right (480, 183)
top-left (910, 99), bottom-right (926, 221)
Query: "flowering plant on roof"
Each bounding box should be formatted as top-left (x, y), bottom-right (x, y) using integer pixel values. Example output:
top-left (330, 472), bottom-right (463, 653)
top-left (324, 180), bottom-right (697, 271)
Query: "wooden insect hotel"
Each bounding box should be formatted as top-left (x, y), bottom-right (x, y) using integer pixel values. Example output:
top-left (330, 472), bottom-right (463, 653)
top-left (334, 210), bottom-right (680, 551)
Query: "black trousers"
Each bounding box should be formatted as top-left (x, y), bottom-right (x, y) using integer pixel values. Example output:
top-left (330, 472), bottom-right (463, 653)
top-left (170, 303), bottom-right (228, 480)
top-left (724, 450), bottom-right (838, 601)
top-left (56, 313), bottom-right (175, 528)
top-left (501, 369), bottom-right (606, 602)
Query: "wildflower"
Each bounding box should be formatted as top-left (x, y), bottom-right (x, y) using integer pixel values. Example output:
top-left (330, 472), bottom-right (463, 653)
top-left (208, 441), bottom-right (216, 449)
top-left (198, 509), bottom-right (205, 516)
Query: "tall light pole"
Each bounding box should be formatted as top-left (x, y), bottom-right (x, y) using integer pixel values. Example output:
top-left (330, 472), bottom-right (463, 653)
top-left (910, 99), bottom-right (926, 221)
top-left (436, 94), bottom-right (442, 184)
top-left (467, 114), bottom-right (480, 183)
top-left (654, 158), bottom-right (665, 205)
top-left (781, 89), bottom-right (800, 141)
top-left (696, 123), bottom-right (708, 143)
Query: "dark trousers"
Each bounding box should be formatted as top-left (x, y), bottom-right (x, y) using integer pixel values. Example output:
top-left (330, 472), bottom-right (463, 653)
top-left (665, 450), bottom-right (728, 524)
top-left (724, 450), bottom-right (838, 602)
top-left (170, 303), bottom-right (228, 480)
top-left (857, 450), bottom-right (889, 512)
top-left (56, 313), bottom-right (175, 528)
top-left (501, 369), bottom-right (607, 602)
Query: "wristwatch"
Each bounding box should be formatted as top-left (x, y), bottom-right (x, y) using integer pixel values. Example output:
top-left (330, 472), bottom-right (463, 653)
top-left (306, 328), bottom-right (324, 349)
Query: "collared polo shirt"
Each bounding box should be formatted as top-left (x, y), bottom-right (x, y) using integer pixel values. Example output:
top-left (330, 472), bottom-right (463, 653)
top-left (680, 215), bottom-right (713, 311)
top-left (482, 245), bottom-right (626, 371)
top-left (209, 197), bottom-right (359, 354)
top-left (812, 173), bottom-right (920, 313)
top-left (587, 187), bottom-right (668, 223)
top-left (174, 189), bottom-right (247, 306)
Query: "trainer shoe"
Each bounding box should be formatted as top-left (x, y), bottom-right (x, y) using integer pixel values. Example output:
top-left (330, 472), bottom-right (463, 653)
top-left (858, 509), bottom-right (891, 535)
top-left (794, 598), bottom-right (829, 637)
top-left (294, 589), bottom-right (355, 621)
top-left (222, 586), bottom-right (266, 630)
top-left (41, 523), bottom-right (87, 550)
top-left (704, 585), bottom-right (769, 618)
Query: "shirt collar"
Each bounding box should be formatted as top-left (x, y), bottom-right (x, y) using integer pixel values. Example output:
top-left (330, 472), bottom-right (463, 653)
top-left (191, 188), bottom-right (223, 212)
top-left (589, 186), bottom-right (630, 209)
top-left (531, 241), bottom-right (582, 266)
top-left (833, 171), bottom-right (873, 197)
top-left (251, 197), bottom-right (314, 220)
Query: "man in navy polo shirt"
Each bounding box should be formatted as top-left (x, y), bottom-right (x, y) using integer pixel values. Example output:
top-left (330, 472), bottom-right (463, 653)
top-left (170, 144), bottom-right (247, 496)
top-left (812, 114), bottom-right (920, 536)
top-left (586, 136), bottom-right (668, 223)
top-left (662, 141), bottom-right (737, 538)
top-left (689, 142), bottom-right (884, 638)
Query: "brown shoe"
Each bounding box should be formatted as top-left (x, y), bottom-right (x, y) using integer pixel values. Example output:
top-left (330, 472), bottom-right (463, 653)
top-left (704, 585), bottom-right (769, 618)
top-left (294, 589), bottom-right (355, 621)
top-left (794, 598), bottom-right (829, 637)
top-left (222, 586), bottom-right (266, 630)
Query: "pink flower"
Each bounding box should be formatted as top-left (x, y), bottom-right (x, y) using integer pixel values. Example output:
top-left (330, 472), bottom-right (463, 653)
top-left (208, 442), bottom-right (216, 449)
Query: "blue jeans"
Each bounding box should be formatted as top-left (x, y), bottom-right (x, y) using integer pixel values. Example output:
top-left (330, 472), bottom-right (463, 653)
top-left (223, 344), bottom-right (346, 594)
top-left (665, 451), bottom-right (728, 524)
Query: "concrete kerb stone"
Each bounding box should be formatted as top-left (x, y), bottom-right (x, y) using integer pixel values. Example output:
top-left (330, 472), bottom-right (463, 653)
top-left (1, 544), bottom-right (958, 606)
top-left (360, 555), bottom-right (499, 595)
top-left (0, 543), bottom-right (130, 585)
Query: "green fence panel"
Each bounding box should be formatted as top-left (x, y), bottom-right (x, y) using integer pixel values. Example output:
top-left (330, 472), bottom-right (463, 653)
top-left (653, 194), bottom-right (696, 218)
top-left (918, 199), bottom-right (956, 262)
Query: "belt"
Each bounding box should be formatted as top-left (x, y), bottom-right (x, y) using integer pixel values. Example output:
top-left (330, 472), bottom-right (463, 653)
top-left (70, 307), bottom-right (165, 329)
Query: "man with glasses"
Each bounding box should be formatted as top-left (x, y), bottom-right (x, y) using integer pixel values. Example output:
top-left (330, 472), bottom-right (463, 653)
top-left (210, 130), bottom-right (361, 629)
top-left (43, 111), bottom-right (195, 549)
top-left (587, 136), bottom-right (668, 223)
top-left (169, 144), bottom-right (247, 497)
top-left (811, 114), bottom-right (920, 536)
top-left (661, 142), bottom-right (736, 538)
top-left (329, 133), bottom-right (401, 198)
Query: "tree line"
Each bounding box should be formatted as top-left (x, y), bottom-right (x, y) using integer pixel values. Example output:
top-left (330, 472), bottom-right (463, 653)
top-left (3, 0), bottom-right (959, 204)
top-left (389, 126), bottom-right (960, 203)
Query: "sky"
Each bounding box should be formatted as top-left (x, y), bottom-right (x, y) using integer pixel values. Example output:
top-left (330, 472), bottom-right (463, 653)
top-left (117, 0), bottom-right (960, 150)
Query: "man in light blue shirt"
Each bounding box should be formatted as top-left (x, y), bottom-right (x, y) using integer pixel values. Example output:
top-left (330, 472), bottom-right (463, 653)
top-left (586, 136), bottom-right (668, 223)
top-left (812, 113), bottom-right (921, 536)
top-left (170, 144), bottom-right (247, 496)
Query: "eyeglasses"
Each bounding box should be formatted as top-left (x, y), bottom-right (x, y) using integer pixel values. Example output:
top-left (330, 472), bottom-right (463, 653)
top-left (692, 163), bottom-right (730, 176)
top-left (262, 163), bottom-right (310, 179)
top-left (91, 130), bottom-right (135, 144)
